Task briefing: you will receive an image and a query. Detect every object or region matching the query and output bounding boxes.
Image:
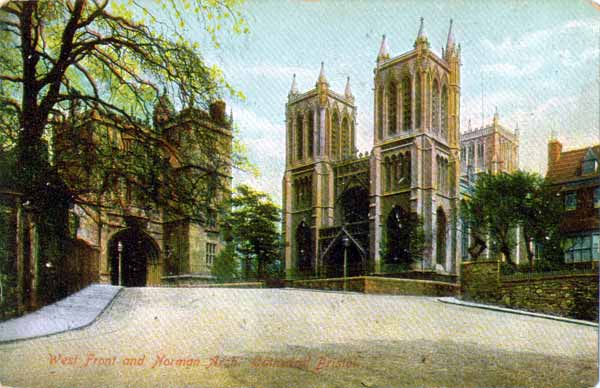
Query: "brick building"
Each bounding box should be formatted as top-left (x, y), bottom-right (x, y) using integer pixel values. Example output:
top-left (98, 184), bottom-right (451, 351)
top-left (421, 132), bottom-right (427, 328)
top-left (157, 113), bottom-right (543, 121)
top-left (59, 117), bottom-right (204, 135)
top-left (547, 139), bottom-right (600, 263)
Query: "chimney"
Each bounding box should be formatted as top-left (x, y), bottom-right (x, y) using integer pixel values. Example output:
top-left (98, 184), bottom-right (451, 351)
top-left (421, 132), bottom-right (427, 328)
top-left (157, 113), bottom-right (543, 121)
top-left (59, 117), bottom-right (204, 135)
top-left (209, 100), bottom-right (227, 124)
top-left (547, 139), bottom-right (562, 171)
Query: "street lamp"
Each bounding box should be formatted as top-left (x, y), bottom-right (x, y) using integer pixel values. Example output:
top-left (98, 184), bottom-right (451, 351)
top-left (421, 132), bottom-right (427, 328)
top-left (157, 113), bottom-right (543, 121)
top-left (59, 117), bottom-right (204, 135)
top-left (342, 235), bottom-right (350, 291)
top-left (117, 241), bottom-right (123, 286)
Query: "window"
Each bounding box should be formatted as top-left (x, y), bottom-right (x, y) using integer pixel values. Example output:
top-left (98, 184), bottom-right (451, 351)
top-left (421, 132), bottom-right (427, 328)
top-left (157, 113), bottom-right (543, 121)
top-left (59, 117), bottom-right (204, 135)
top-left (582, 149), bottom-right (598, 175)
top-left (402, 75), bottom-right (412, 131)
top-left (206, 242), bottom-right (217, 265)
top-left (564, 191), bottom-right (577, 211)
top-left (207, 209), bottom-right (217, 229)
top-left (564, 233), bottom-right (600, 262)
top-left (595, 187), bottom-right (600, 208)
top-left (388, 81), bottom-right (398, 135)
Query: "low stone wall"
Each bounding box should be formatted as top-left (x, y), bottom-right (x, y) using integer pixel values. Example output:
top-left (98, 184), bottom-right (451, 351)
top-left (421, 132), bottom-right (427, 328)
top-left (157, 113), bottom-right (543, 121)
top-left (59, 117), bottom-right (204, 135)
top-left (289, 277), bottom-right (365, 293)
top-left (161, 280), bottom-right (265, 288)
top-left (460, 260), bottom-right (599, 321)
top-left (499, 274), bottom-right (598, 321)
top-left (289, 276), bottom-right (459, 297)
top-left (461, 260), bottom-right (501, 302)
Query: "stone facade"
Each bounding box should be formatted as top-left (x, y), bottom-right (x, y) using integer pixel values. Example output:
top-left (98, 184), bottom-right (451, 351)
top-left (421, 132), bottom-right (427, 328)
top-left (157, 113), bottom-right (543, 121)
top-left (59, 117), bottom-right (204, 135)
top-left (282, 19), bottom-right (521, 280)
top-left (54, 100), bottom-right (233, 287)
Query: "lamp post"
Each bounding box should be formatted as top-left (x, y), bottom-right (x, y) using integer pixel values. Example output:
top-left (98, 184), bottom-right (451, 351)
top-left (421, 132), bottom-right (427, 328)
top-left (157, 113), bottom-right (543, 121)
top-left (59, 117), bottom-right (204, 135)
top-left (342, 235), bottom-right (350, 291)
top-left (117, 241), bottom-right (123, 286)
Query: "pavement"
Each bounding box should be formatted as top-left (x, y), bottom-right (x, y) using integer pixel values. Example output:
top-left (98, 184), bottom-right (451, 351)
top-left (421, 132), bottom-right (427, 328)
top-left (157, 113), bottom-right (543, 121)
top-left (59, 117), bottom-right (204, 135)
top-left (438, 296), bottom-right (598, 327)
top-left (0, 284), bottom-right (121, 343)
top-left (0, 288), bottom-right (597, 387)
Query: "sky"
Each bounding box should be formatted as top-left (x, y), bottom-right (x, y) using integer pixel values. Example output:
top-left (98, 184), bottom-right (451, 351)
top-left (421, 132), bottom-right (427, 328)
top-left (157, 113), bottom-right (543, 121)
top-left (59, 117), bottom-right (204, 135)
top-left (191, 0), bottom-right (600, 205)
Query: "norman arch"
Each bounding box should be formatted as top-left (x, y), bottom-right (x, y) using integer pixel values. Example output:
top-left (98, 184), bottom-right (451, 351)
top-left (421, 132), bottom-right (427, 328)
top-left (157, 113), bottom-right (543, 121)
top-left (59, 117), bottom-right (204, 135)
top-left (108, 228), bottom-right (159, 287)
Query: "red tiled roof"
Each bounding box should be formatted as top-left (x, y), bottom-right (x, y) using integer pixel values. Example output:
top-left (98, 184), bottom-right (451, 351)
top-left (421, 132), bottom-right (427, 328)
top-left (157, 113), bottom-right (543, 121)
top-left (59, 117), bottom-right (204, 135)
top-left (546, 144), bottom-right (600, 183)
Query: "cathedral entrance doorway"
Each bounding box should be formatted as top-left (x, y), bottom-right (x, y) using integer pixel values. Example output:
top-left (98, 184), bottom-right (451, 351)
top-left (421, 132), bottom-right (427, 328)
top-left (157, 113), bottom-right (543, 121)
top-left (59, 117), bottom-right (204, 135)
top-left (321, 231), bottom-right (366, 278)
top-left (108, 228), bottom-right (158, 287)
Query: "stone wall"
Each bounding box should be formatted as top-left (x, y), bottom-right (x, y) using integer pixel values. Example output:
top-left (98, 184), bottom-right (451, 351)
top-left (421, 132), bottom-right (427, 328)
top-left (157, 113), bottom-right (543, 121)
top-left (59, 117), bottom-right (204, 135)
top-left (500, 274), bottom-right (598, 321)
top-left (461, 260), bottom-right (500, 302)
top-left (460, 260), bottom-right (599, 321)
top-left (289, 276), bottom-right (459, 296)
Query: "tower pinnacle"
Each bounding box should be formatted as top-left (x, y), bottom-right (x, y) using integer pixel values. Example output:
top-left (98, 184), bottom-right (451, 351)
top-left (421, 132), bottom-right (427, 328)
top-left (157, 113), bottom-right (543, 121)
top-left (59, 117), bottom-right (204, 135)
top-left (377, 34), bottom-right (390, 63)
top-left (414, 17), bottom-right (429, 48)
top-left (289, 73), bottom-right (298, 96)
top-left (344, 76), bottom-right (353, 99)
top-left (446, 19), bottom-right (456, 53)
top-left (317, 62), bottom-right (328, 85)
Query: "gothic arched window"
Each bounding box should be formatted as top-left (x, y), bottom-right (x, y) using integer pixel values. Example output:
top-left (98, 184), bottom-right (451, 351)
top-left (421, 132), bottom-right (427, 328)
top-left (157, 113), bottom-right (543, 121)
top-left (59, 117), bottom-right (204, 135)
top-left (296, 113), bottom-right (304, 160)
top-left (402, 75), bottom-right (412, 131)
top-left (377, 86), bottom-right (384, 140)
top-left (307, 110), bottom-right (314, 159)
top-left (388, 81), bottom-right (398, 135)
top-left (436, 207), bottom-right (447, 267)
top-left (415, 73), bottom-right (422, 129)
top-left (441, 85), bottom-right (448, 139)
top-left (432, 79), bottom-right (440, 132)
top-left (331, 110), bottom-right (340, 159)
top-left (342, 116), bottom-right (350, 157)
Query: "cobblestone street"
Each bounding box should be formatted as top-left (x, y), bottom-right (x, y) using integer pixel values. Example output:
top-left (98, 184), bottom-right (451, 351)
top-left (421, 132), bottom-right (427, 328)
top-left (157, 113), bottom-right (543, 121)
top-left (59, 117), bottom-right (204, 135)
top-left (0, 288), bottom-right (596, 388)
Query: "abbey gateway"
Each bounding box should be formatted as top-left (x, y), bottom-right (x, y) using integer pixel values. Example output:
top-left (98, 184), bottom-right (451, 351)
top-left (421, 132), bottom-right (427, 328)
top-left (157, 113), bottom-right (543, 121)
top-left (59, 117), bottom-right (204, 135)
top-left (282, 19), bottom-right (519, 278)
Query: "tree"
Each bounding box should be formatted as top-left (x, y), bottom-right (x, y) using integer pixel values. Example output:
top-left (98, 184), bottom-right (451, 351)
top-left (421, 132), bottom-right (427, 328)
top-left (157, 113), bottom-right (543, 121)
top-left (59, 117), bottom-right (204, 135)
top-left (211, 243), bottom-right (238, 282)
top-left (0, 0), bottom-right (248, 220)
top-left (464, 171), bottom-right (562, 266)
top-left (221, 184), bottom-right (281, 281)
top-left (381, 209), bottom-right (426, 271)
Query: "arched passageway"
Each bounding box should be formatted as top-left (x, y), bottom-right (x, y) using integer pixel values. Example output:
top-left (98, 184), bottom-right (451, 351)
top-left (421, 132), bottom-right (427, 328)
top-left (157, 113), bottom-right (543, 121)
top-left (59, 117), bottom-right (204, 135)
top-left (108, 228), bottom-right (158, 287)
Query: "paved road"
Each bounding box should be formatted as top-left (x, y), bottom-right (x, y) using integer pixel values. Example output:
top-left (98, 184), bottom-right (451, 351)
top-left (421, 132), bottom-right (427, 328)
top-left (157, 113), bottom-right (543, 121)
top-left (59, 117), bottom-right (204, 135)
top-left (0, 288), bottom-right (596, 388)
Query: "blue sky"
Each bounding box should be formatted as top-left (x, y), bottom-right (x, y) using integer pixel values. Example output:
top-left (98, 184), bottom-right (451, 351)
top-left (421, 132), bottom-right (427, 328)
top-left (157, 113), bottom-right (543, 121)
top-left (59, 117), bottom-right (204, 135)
top-left (192, 0), bottom-right (599, 205)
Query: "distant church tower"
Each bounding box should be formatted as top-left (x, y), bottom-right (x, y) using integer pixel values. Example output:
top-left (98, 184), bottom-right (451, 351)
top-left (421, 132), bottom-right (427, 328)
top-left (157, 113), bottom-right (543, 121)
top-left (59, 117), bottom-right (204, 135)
top-left (282, 63), bottom-right (357, 277)
top-left (371, 18), bottom-right (461, 272)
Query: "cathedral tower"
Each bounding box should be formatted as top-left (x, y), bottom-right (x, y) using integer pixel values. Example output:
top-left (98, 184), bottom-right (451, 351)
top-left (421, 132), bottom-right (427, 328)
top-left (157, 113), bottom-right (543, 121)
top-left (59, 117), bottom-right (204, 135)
top-left (371, 18), bottom-right (461, 273)
top-left (282, 63), bottom-right (357, 278)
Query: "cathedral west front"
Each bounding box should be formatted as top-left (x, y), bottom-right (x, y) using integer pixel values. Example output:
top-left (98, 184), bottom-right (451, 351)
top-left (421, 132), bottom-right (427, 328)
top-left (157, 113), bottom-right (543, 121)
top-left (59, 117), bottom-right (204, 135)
top-left (282, 19), bottom-right (520, 279)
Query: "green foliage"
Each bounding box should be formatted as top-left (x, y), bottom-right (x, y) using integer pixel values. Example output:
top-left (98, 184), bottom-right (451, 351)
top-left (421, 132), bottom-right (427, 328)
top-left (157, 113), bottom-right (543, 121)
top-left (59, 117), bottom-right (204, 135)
top-left (0, 0), bottom-right (249, 222)
top-left (381, 211), bottom-right (426, 269)
top-left (211, 243), bottom-right (239, 282)
top-left (221, 184), bottom-right (281, 280)
top-left (464, 170), bottom-right (563, 266)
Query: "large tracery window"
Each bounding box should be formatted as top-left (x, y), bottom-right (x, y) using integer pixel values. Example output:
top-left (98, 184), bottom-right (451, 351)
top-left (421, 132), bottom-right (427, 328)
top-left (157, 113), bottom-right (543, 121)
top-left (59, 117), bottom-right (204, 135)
top-left (402, 75), bottom-right (412, 131)
top-left (388, 81), bottom-right (398, 135)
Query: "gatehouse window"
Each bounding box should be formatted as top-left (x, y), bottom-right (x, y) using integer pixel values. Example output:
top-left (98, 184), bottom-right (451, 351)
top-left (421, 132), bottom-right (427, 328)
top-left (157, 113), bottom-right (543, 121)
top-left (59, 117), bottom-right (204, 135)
top-left (206, 242), bottom-right (216, 265)
top-left (594, 187), bottom-right (600, 208)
